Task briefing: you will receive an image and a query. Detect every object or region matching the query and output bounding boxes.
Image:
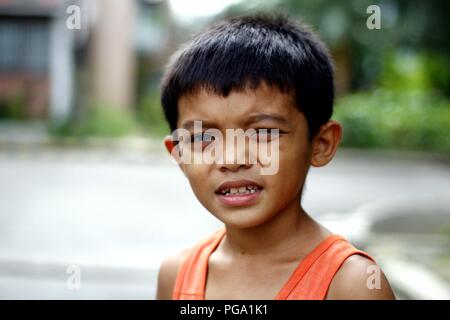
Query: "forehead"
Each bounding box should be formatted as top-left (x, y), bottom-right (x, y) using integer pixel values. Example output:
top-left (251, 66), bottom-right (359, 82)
top-left (177, 82), bottom-right (298, 129)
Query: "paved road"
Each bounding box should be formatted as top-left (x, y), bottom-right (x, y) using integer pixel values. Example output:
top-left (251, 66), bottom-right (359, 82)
top-left (0, 146), bottom-right (449, 299)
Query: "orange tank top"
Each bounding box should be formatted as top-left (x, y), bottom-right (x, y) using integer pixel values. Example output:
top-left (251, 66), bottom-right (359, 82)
top-left (172, 228), bottom-right (376, 300)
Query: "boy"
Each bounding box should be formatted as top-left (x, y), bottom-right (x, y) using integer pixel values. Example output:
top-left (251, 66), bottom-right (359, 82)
top-left (156, 15), bottom-right (395, 300)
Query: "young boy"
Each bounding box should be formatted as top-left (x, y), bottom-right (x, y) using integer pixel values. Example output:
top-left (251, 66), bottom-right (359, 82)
top-left (156, 15), bottom-right (396, 300)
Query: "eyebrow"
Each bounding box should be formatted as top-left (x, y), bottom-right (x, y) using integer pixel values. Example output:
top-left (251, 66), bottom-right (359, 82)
top-left (246, 113), bottom-right (289, 126)
top-left (181, 119), bottom-right (215, 130)
top-left (181, 113), bottom-right (289, 130)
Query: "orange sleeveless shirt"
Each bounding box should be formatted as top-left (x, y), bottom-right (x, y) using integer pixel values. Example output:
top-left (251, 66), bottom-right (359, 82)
top-left (172, 228), bottom-right (375, 300)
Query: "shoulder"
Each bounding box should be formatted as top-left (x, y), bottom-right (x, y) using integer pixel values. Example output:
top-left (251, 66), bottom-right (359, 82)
top-left (326, 254), bottom-right (396, 300)
top-left (156, 248), bottom-right (191, 300)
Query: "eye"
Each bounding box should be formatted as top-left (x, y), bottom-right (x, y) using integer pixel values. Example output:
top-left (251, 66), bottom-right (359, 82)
top-left (251, 128), bottom-right (282, 141)
top-left (190, 132), bottom-right (215, 143)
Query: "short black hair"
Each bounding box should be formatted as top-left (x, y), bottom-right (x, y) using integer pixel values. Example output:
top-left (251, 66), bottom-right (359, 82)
top-left (160, 14), bottom-right (334, 140)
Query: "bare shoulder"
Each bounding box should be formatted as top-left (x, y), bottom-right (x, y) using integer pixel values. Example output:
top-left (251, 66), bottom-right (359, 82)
top-left (326, 254), bottom-right (396, 300)
top-left (156, 248), bottom-right (191, 300)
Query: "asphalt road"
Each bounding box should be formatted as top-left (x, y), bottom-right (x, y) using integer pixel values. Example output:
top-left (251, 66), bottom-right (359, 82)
top-left (0, 147), bottom-right (449, 299)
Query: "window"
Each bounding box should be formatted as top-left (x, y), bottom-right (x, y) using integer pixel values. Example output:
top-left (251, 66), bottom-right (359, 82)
top-left (0, 16), bottom-right (50, 73)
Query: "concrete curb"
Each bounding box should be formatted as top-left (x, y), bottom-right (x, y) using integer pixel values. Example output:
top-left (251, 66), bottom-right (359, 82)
top-left (376, 257), bottom-right (450, 300)
top-left (0, 135), bottom-right (166, 153)
top-left (319, 195), bottom-right (450, 300)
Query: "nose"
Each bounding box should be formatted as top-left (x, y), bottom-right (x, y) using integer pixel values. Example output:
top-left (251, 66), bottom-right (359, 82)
top-left (219, 162), bottom-right (252, 172)
top-left (218, 140), bottom-right (253, 172)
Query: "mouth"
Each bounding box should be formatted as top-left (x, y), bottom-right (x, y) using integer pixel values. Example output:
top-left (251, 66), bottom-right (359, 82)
top-left (214, 179), bottom-right (263, 207)
top-left (216, 185), bottom-right (262, 196)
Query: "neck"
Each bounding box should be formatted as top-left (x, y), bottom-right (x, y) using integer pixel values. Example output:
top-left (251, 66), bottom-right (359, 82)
top-left (222, 194), bottom-right (325, 258)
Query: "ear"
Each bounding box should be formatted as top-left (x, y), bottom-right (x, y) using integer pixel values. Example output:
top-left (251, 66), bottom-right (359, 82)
top-left (163, 135), bottom-right (185, 174)
top-left (163, 135), bottom-right (176, 155)
top-left (310, 120), bottom-right (342, 167)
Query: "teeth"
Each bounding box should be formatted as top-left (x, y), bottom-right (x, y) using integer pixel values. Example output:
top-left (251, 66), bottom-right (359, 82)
top-left (220, 185), bottom-right (260, 196)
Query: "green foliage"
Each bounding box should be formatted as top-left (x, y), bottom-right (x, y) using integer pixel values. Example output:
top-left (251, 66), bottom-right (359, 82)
top-left (137, 89), bottom-right (169, 137)
top-left (380, 51), bottom-right (450, 94)
top-left (333, 90), bottom-right (450, 154)
top-left (223, 0), bottom-right (450, 93)
top-left (0, 92), bottom-right (25, 119)
top-left (380, 52), bottom-right (430, 91)
top-left (51, 90), bottom-right (170, 139)
top-left (51, 105), bottom-right (137, 138)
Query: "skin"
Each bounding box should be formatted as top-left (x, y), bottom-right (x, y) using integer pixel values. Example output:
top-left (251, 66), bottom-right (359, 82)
top-left (156, 82), bottom-right (396, 300)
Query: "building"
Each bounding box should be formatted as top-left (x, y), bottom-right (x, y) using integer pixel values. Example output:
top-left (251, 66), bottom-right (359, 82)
top-left (0, 0), bottom-right (169, 126)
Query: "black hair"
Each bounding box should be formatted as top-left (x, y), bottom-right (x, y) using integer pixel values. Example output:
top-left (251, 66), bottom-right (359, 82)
top-left (160, 14), bottom-right (334, 140)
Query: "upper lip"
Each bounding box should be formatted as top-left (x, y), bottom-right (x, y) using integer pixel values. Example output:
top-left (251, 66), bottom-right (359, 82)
top-left (214, 179), bottom-right (263, 194)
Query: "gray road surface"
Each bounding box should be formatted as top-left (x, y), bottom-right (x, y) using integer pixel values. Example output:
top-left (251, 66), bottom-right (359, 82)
top-left (0, 147), bottom-right (449, 299)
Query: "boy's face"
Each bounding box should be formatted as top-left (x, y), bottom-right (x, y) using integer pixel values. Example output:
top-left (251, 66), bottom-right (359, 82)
top-left (165, 82), bottom-right (341, 229)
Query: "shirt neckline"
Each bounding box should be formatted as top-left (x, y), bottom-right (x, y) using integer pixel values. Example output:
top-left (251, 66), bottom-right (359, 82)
top-left (200, 228), bottom-right (344, 300)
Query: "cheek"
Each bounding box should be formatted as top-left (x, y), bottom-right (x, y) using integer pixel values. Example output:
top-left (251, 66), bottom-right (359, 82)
top-left (184, 164), bottom-right (212, 197)
top-left (269, 140), bottom-right (310, 195)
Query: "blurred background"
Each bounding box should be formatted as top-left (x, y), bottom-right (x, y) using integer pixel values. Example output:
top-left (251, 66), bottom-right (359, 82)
top-left (0, 0), bottom-right (449, 299)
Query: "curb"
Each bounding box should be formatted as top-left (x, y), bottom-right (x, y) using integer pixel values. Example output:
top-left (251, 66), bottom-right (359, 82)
top-left (319, 195), bottom-right (450, 300)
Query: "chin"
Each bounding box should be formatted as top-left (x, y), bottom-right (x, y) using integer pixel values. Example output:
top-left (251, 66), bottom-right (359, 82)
top-left (213, 207), bottom-right (275, 230)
